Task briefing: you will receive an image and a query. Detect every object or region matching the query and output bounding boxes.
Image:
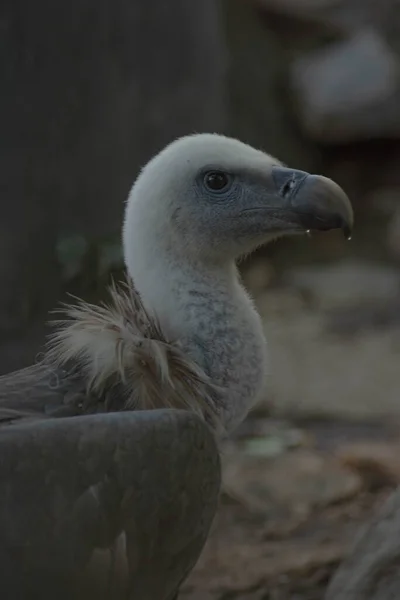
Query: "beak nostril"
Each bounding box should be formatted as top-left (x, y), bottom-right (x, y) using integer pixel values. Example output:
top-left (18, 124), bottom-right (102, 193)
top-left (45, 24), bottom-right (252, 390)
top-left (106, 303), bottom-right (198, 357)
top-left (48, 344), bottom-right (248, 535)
top-left (272, 166), bottom-right (309, 200)
top-left (281, 178), bottom-right (296, 199)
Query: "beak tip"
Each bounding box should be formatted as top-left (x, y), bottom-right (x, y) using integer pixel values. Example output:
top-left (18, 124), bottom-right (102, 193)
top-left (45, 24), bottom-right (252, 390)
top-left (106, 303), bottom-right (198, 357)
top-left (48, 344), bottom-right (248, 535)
top-left (305, 174), bottom-right (354, 238)
top-left (342, 223), bottom-right (353, 241)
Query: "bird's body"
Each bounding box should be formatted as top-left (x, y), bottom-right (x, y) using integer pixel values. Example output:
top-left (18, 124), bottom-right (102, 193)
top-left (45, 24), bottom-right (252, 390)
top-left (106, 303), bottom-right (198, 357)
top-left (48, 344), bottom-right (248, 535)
top-left (0, 133), bottom-right (354, 598)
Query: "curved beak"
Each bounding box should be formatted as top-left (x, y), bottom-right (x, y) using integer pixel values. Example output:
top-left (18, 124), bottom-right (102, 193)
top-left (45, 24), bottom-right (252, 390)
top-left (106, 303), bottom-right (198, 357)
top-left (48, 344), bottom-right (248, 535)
top-left (272, 167), bottom-right (354, 238)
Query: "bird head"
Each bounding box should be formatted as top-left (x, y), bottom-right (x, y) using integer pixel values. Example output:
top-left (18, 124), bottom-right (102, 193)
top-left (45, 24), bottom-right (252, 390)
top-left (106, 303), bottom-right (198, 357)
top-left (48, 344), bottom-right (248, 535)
top-left (123, 133), bottom-right (353, 266)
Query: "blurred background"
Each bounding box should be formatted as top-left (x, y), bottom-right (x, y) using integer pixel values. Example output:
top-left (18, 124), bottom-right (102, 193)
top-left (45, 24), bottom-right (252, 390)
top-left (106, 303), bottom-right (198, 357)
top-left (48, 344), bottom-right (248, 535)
top-left (2, 0), bottom-right (400, 597)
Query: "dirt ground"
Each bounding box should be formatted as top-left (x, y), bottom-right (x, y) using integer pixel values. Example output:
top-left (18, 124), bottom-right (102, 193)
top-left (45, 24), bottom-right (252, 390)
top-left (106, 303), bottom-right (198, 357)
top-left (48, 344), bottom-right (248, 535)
top-left (182, 415), bottom-right (399, 599)
top-left (182, 231), bottom-right (400, 599)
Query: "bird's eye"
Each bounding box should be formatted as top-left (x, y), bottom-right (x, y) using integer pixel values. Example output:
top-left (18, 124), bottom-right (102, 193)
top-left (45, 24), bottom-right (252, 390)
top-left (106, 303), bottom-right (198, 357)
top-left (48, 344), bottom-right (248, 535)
top-left (203, 171), bottom-right (231, 192)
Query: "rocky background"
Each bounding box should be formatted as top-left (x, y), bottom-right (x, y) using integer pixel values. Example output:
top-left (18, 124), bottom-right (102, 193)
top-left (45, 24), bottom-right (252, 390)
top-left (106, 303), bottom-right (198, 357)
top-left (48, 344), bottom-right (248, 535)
top-left (2, 0), bottom-right (400, 597)
top-left (223, 0), bottom-right (400, 423)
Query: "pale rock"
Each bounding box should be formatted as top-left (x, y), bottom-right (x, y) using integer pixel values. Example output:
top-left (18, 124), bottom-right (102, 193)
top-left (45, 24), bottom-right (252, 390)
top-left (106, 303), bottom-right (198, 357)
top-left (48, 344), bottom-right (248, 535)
top-left (264, 305), bottom-right (400, 421)
top-left (285, 260), bottom-right (400, 309)
top-left (291, 29), bottom-right (400, 143)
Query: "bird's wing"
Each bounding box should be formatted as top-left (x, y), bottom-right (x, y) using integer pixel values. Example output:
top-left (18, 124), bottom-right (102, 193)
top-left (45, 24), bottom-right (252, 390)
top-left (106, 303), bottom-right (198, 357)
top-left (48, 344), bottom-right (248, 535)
top-left (0, 361), bottom-right (92, 424)
top-left (0, 408), bottom-right (221, 600)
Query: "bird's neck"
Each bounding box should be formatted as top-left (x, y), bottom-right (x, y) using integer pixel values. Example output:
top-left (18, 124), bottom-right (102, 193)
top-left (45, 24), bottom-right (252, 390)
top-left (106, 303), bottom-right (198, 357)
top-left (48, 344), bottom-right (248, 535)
top-left (128, 250), bottom-right (268, 433)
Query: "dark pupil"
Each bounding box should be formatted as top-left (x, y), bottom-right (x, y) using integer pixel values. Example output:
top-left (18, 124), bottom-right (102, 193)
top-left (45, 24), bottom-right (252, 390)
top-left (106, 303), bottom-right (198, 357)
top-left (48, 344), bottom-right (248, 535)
top-left (205, 171), bottom-right (228, 191)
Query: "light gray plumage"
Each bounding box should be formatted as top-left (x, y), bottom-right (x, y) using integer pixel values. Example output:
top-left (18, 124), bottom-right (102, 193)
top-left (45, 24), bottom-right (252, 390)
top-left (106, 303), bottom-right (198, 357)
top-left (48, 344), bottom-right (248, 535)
top-left (0, 133), bottom-right (353, 598)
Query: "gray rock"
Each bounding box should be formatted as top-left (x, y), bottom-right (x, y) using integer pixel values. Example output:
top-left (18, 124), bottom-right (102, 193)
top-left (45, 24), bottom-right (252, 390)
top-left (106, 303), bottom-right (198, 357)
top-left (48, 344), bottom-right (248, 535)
top-left (285, 260), bottom-right (400, 309)
top-left (326, 486), bottom-right (400, 600)
top-left (291, 29), bottom-right (400, 143)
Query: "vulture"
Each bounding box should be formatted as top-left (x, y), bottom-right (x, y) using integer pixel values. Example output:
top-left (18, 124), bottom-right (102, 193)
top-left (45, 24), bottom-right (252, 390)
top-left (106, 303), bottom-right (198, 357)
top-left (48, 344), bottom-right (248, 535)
top-left (0, 133), bottom-right (353, 599)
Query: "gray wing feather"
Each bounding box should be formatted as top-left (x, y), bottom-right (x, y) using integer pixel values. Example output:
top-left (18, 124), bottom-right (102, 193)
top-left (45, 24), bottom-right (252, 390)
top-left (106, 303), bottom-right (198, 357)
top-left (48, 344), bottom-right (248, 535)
top-left (0, 409), bottom-right (221, 600)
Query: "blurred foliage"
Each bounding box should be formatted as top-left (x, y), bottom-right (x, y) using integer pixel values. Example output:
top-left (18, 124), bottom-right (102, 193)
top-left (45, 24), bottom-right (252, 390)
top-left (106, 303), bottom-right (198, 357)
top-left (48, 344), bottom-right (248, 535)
top-left (56, 234), bottom-right (89, 282)
top-left (56, 233), bottom-right (125, 299)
